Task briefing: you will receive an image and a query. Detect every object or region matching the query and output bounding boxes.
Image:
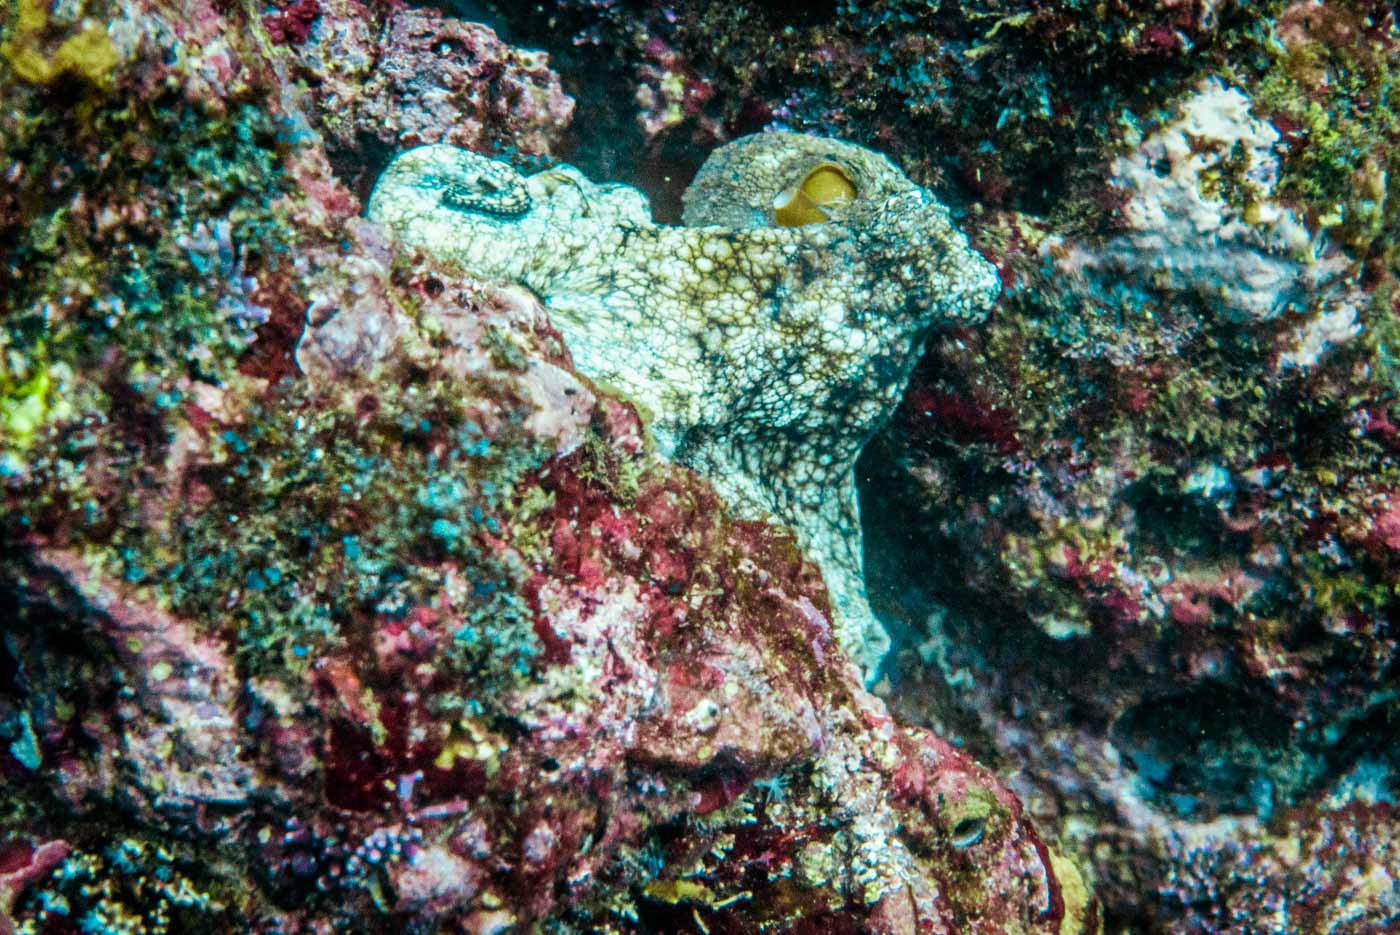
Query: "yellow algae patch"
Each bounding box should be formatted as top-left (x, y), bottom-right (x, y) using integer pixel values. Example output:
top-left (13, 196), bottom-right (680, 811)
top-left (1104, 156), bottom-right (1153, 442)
top-left (0, 367), bottom-right (52, 448)
top-left (1049, 848), bottom-right (1097, 935)
top-left (3, 0), bottom-right (120, 88)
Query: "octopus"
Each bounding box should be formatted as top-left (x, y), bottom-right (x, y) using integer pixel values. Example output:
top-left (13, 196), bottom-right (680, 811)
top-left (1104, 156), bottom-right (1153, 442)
top-left (368, 132), bottom-right (999, 678)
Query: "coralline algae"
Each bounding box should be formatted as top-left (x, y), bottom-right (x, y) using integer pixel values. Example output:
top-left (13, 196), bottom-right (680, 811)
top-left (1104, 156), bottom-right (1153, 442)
top-left (1051, 78), bottom-right (1363, 364)
top-left (368, 132), bottom-right (999, 676)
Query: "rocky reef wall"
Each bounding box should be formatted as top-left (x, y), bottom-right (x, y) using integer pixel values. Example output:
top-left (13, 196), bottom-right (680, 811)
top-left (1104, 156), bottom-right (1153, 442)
top-left (4, 0), bottom-right (1400, 932)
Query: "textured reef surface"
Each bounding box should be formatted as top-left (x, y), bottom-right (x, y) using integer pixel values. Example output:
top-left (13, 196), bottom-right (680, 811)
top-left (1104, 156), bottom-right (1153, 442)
top-left (3, 0), bottom-right (1400, 932)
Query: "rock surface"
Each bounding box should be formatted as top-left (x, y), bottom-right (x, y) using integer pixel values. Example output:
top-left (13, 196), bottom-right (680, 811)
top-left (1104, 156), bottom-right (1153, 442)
top-left (7, 0), bottom-right (1400, 930)
top-left (479, 0), bottom-right (1400, 929)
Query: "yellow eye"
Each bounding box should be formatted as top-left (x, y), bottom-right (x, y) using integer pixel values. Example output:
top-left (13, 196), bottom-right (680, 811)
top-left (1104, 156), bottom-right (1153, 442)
top-left (772, 163), bottom-right (857, 227)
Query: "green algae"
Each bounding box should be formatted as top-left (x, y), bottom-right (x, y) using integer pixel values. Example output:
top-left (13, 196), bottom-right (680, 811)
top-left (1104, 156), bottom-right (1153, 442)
top-left (150, 371), bottom-right (544, 691)
top-left (575, 425), bottom-right (646, 507)
top-left (0, 93), bottom-right (292, 467)
top-left (1242, 1), bottom-right (1400, 262)
top-left (0, 351), bottom-right (57, 454)
top-left (1, 64), bottom-right (294, 550)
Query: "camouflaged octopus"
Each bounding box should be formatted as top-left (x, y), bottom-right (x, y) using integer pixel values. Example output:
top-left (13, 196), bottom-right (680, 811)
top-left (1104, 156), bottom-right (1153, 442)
top-left (368, 132), bottom-right (999, 677)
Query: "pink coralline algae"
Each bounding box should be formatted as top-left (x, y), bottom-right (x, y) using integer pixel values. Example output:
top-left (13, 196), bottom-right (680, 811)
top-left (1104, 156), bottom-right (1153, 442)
top-left (856, 5), bottom-right (1400, 929)
top-left (10, 0), bottom-right (1398, 929)
top-left (263, 0), bottom-right (321, 47)
top-left (1159, 803), bottom-right (1400, 934)
top-left (0, 840), bottom-right (68, 935)
top-left (359, 9), bottom-right (575, 154)
top-left (288, 0), bottom-right (575, 176)
top-left (480, 0), bottom-right (1400, 928)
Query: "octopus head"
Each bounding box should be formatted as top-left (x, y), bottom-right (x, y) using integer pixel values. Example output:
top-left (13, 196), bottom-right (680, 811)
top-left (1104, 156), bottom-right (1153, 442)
top-left (680, 131), bottom-right (918, 231)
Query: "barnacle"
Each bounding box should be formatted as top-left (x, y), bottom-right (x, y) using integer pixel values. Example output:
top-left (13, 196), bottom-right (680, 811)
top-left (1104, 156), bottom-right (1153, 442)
top-left (367, 132), bottom-right (999, 676)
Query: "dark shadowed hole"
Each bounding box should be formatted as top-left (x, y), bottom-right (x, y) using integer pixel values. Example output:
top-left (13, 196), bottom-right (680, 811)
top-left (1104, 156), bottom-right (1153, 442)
top-left (747, 0), bottom-right (839, 26)
top-left (1123, 479), bottom-right (1238, 560)
top-left (950, 816), bottom-right (985, 848)
top-left (1109, 683), bottom-right (1300, 820)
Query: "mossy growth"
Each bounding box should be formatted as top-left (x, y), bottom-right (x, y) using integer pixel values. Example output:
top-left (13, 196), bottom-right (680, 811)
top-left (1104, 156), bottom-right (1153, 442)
top-left (959, 282), bottom-right (1292, 470)
top-left (1240, 2), bottom-right (1400, 263)
top-left (14, 837), bottom-right (242, 935)
top-left (1, 20), bottom-right (295, 522)
top-left (497, 0), bottom-right (1287, 220)
top-left (0, 345), bottom-right (67, 458)
top-left (143, 368), bottom-right (546, 699)
top-left (1, 0), bottom-right (295, 470)
top-left (1233, 4), bottom-right (1400, 391)
top-left (575, 425), bottom-right (646, 507)
top-left (1, 93), bottom-right (292, 380)
top-left (878, 248), bottom-right (1400, 658)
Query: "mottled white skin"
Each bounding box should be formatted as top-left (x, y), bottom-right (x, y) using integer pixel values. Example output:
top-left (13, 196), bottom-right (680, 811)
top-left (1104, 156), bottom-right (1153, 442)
top-left (368, 132), bottom-right (998, 678)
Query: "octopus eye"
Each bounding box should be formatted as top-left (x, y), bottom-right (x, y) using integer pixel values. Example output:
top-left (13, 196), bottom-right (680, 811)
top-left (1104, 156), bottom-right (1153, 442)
top-left (438, 163), bottom-right (533, 218)
top-left (772, 162), bottom-right (857, 227)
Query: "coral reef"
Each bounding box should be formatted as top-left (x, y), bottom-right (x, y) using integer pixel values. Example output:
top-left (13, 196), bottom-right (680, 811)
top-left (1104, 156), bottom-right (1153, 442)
top-left (0, 0), bottom-right (1088, 931)
top-left (465, 0), bottom-right (1400, 928)
top-left (1157, 802), bottom-right (1400, 933)
top-left (482, 0), bottom-right (1286, 216)
top-left (6, 0), bottom-right (1400, 929)
top-left (858, 4), bottom-right (1400, 930)
top-left (367, 132), bottom-right (998, 678)
top-left (1062, 77), bottom-right (1356, 326)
